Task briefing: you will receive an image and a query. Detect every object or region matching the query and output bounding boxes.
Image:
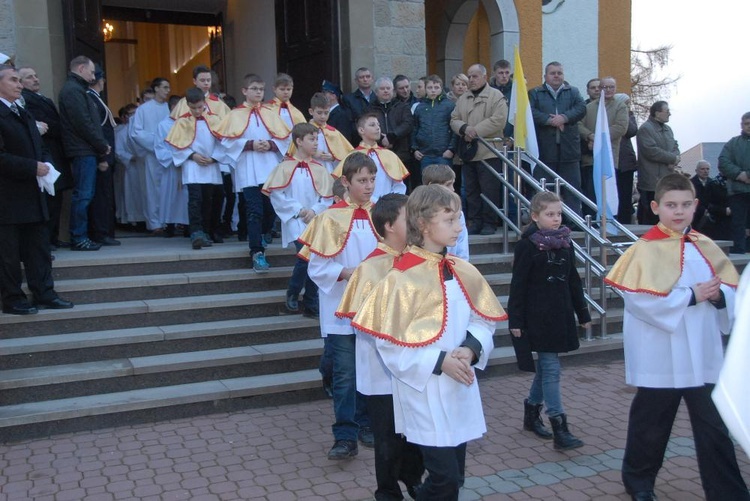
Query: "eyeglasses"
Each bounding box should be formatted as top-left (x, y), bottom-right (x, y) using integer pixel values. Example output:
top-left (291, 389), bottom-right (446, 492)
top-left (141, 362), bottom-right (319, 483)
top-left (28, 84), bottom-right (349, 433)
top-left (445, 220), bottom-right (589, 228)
top-left (602, 85), bottom-right (616, 90)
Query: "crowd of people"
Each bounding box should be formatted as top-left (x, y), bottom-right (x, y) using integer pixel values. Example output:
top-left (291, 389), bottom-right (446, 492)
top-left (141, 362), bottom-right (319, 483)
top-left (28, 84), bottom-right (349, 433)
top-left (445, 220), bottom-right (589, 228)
top-left (1, 54), bottom-right (750, 501)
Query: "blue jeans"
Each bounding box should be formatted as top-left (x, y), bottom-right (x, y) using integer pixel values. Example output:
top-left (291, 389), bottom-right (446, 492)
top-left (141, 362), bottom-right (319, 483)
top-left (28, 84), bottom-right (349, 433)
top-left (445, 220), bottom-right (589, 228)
top-left (69, 155), bottom-right (98, 243)
top-left (528, 352), bottom-right (564, 416)
top-left (242, 185), bottom-right (275, 255)
top-left (288, 241), bottom-right (318, 312)
top-left (420, 156), bottom-right (452, 169)
top-left (328, 334), bottom-right (369, 441)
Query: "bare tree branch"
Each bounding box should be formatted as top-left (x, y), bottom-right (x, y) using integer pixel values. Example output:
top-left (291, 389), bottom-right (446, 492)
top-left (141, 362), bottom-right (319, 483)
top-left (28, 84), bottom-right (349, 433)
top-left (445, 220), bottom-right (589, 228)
top-left (630, 44), bottom-right (681, 123)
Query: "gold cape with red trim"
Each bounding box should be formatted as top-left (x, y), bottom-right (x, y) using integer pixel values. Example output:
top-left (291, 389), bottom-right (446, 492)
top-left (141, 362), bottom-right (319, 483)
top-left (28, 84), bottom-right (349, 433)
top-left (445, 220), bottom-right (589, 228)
top-left (169, 94), bottom-right (230, 120)
top-left (336, 243), bottom-right (402, 319)
top-left (164, 112), bottom-right (223, 150)
top-left (351, 246), bottom-right (507, 347)
top-left (297, 200), bottom-right (377, 260)
top-left (213, 103), bottom-right (289, 139)
top-left (605, 223), bottom-right (739, 296)
top-left (332, 144), bottom-right (410, 182)
top-left (288, 122), bottom-right (354, 161)
top-left (261, 156), bottom-right (334, 197)
top-left (267, 98), bottom-right (306, 133)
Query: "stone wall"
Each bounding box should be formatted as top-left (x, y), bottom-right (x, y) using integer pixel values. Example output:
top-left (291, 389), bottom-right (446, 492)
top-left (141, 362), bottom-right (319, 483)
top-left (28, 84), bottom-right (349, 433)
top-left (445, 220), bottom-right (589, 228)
top-left (372, 0), bottom-right (427, 80)
top-left (0, 0), bottom-right (16, 59)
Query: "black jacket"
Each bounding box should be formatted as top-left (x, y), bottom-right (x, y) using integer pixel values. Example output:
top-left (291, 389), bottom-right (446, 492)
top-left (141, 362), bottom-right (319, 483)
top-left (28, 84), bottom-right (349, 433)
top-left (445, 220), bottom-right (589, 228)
top-left (58, 73), bottom-right (109, 159)
top-left (367, 98), bottom-right (414, 164)
top-left (327, 104), bottom-right (355, 145)
top-left (508, 223), bottom-right (590, 353)
top-left (0, 100), bottom-right (50, 224)
top-left (87, 89), bottom-right (116, 166)
top-left (411, 93), bottom-right (457, 156)
top-left (529, 82), bottom-right (586, 164)
top-left (342, 88), bottom-right (374, 122)
top-left (22, 88), bottom-right (73, 190)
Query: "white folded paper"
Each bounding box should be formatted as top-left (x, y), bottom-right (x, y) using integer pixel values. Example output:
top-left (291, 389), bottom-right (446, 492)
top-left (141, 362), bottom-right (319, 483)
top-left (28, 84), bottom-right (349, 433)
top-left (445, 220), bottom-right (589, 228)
top-left (37, 162), bottom-right (60, 196)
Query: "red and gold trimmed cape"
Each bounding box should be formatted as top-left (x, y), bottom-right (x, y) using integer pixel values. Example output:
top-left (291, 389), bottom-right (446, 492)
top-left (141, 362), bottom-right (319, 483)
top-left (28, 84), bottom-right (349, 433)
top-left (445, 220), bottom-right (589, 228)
top-left (213, 103), bottom-right (289, 140)
top-left (266, 98), bottom-right (306, 133)
top-left (164, 112), bottom-right (223, 150)
top-left (605, 223), bottom-right (739, 296)
top-left (336, 243), bottom-right (403, 319)
top-left (169, 94), bottom-right (230, 120)
top-left (261, 156), bottom-right (334, 197)
top-left (332, 144), bottom-right (410, 182)
top-left (297, 200), bottom-right (378, 261)
top-left (288, 122), bottom-right (354, 161)
top-left (351, 246), bottom-right (507, 347)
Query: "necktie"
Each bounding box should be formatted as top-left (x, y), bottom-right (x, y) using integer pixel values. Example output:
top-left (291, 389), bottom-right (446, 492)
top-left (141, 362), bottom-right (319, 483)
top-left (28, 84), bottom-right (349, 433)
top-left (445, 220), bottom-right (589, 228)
top-left (9, 102), bottom-right (20, 117)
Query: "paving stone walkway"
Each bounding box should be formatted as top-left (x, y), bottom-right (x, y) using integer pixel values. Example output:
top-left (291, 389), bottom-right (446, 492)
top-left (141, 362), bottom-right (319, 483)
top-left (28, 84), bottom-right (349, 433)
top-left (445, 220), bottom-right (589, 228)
top-left (0, 360), bottom-right (747, 500)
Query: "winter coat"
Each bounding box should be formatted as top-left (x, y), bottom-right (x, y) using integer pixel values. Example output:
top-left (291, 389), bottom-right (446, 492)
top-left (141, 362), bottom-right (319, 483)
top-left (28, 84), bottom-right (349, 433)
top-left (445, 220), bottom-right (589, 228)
top-left (367, 98), bottom-right (414, 164)
top-left (618, 111), bottom-right (638, 173)
top-left (507, 223), bottom-right (591, 353)
top-left (635, 117), bottom-right (679, 192)
top-left (411, 93), bottom-right (457, 156)
top-left (58, 73), bottom-right (109, 159)
top-left (577, 97), bottom-right (629, 168)
top-left (450, 84), bottom-right (508, 161)
top-left (718, 133), bottom-right (750, 196)
top-left (529, 83), bottom-right (586, 165)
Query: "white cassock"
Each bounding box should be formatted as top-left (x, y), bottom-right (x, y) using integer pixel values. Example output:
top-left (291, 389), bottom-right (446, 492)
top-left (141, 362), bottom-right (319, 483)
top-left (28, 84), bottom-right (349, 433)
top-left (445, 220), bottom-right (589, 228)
top-left (268, 168), bottom-right (333, 248)
top-left (307, 220), bottom-right (379, 337)
top-left (114, 123), bottom-right (143, 223)
top-left (366, 150), bottom-right (407, 203)
top-left (129, 99), bottom-right (170, 230)
top-left (219, 114), bottom-right (284, 191)
top-left (374, 279), bottom-right (495, 447)
top-left (621, 242), bottom-right (734, 388)
top-left (713, 267), bottom-right (750, 458)
top-left (154, 117), bottom-right (188, 225)
top-left (448, 211), bottom-right (470, 261)
top-left (171, 121), bottom-right (223, 186)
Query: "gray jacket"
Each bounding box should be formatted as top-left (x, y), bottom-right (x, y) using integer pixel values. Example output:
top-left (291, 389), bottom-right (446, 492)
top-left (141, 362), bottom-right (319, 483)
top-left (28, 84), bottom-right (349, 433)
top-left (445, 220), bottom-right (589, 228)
top-left (636, 117), bottom-right (679, 191)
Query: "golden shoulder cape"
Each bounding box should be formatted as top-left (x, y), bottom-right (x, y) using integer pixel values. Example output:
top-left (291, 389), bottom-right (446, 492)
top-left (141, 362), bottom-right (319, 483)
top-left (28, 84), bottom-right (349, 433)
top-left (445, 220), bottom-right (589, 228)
top-left (164, 112), bottom-right (223, 150)
top-left (351, 246), bottom-right (507, 347)
top-left (297, 200), bottom-right (378, 261)
top-left (267, 98), bottom-right (306, 134)
top-left (261, 157), bottom-right (334, 197)
top-left (336, 243), bottom-right (401, 319)
top-left (288, 122), bottom-right (354, 161)
top-left (170, 94), bottom-right (230, 120)
top-left (332, 145), bottom-right (410, 182)
top-left (213, 103), bottom-right (289, 139)
top-left (605, 223), bottom-right (739, 296)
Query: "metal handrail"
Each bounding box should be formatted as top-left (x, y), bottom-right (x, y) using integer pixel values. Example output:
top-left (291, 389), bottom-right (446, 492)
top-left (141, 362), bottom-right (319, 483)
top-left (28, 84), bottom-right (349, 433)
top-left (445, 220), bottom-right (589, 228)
top-left (474, 136), bottom-right (639, 340)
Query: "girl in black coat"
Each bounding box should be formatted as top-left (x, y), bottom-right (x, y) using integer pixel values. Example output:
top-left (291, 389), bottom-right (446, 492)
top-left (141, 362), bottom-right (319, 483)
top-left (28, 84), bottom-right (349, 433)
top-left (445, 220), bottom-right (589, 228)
top-left (508, 191), bottom-right (591, 450)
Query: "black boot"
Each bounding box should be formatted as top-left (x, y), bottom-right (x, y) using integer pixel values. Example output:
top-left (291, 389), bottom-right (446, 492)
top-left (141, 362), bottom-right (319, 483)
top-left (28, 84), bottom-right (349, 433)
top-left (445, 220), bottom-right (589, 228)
top-left (523, 399), bottom-right (552, 439)
top-left (548, 413), bottom-right (584, 450)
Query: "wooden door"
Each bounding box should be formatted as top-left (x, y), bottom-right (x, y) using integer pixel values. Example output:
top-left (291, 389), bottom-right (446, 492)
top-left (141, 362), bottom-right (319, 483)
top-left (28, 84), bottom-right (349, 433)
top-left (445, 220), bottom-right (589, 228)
top-left (275, 0), bottom-right (339, 113)
top-left (62, 0), bottom-right (105, 66)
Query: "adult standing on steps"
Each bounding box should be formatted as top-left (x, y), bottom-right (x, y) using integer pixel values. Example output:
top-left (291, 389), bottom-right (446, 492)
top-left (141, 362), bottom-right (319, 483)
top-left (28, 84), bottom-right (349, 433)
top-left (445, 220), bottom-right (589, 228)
top-left (59, 55), bottom-right (111, 251)
top-left (0, 64), bottom-right (74, 315)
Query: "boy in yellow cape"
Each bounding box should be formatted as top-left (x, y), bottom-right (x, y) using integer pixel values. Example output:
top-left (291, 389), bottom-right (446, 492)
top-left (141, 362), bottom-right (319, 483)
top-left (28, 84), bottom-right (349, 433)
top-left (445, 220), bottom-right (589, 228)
top-left (169, 65), bottom-right (230, 120)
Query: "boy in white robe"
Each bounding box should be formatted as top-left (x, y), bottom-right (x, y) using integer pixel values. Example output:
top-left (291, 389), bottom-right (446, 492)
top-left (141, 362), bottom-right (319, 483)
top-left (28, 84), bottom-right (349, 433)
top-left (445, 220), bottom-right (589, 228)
top-left (351, 185), bottom-right (506, 500)
top-left (262, 123), bottom-right (333, 317)
top-left (265, 73), bottom-right (306, 155)
top-left (154, 96), bottom-right (188, 229)
top-left (333, 114), bottom-right (408, 203)
top-left (298, 152), bottom-right (380, 461)
top-left (422, 163), bottom-right (470, 261)
top-left (166, 88), bottom-right (222, 250)
top-left (605, 173), bottom-right (748, 501)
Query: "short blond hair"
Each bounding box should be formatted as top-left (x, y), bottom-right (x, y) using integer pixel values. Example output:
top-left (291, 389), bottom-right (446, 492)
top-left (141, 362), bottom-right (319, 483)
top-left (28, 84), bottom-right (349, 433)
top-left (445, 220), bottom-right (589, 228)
top-left (422, 164), bottom-right (456, 185)
top-left (407, 185), bottom-right (461, 247)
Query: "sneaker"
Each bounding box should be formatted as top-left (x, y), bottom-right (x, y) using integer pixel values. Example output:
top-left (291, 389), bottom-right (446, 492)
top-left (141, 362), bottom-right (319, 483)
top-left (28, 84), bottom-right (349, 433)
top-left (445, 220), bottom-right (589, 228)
top-left (191, 231), bottom-right (206, 250)
top-left (286, 293), bottom-right (300, 312)
top-left (252, 252), bottom-right (270, 273)
top-left (71, 239), bottom-right (102, 251)
top-left (327, 439), bottom-right (358, 460)
top-left (358, 426), bottom-right (375, 449)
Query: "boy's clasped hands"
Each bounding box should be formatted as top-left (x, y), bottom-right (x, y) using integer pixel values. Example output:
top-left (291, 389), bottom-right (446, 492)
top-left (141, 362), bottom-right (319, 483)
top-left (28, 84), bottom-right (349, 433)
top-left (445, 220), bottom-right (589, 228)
top-left (442, 347), bottom-right (476, 386)
top-left (692, 276), bottom-right (722, 303)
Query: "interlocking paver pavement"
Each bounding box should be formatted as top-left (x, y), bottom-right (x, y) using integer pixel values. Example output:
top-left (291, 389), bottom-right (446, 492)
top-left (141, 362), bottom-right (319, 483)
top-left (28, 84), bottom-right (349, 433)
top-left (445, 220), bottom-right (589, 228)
top-left (0, 360), bottom-right (748, 500)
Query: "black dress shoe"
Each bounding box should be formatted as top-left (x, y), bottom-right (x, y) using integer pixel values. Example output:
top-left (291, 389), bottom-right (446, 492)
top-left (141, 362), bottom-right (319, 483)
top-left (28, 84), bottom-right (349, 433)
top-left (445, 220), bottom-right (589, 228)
top-left (327, 439), bottom-right (358, 460)
top-left (2, 303), bottom-right (38, 315)
top-left (35, 297), bottom-right (74, 310)
top-left (358, 426), bottom-right (375, 449)
top-left (631, 491), bottom-right (658, 501)
top-left (94, 236), bottom-right (121, 246)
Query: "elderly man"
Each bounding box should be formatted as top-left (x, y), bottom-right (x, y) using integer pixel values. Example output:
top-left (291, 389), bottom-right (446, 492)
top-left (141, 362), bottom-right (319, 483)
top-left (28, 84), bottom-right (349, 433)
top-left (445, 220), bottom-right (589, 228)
top-left (636, 101), bottom-right (680, 225)
top-left (0, 64), bottom-right (73, 314)
top-left (18, 66), bottom-right (73, 249)
top-left (529, 62), bottom-right (587, 215)
top-left (577, 76), bottom-right (629, 217)
top-left (367, 76), bottom-right (414, 167)
top-left (718, 112), bottom-right (750, 254)
top-left (450, 63), bottom-right (508, 235)
top-left (59, 55), bottom-right (111, 251)
top-left (690, 160), bottom-right (712, 229)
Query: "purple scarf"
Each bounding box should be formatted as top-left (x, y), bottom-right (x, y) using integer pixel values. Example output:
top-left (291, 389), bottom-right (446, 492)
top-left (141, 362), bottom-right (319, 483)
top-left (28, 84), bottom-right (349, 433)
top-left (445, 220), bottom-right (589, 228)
top-left (529, 226), bottom-right (571, 250)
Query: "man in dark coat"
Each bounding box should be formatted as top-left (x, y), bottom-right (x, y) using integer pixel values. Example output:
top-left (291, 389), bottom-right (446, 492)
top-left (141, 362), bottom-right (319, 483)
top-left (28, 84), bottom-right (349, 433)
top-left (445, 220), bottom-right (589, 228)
top-left (342, 67), bottom-right (375, 143)
top-left (529, 62), bottom-right (587, 215)
top-left (322, 80), bottom-right (354, 144)
top-left (367, 77), bottom-right (414, 167)
top-left (0, 64), bottom-right (73, 315)
top-left (19, 66), bottom-right (73, 249)
top-left (59, 55), bottom-right (110, 251)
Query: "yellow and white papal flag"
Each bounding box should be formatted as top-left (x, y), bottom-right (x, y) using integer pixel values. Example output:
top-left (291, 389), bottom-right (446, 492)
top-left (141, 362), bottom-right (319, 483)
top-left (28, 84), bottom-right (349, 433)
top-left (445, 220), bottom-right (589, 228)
top-left (508, 46), bottom-right (539, 166)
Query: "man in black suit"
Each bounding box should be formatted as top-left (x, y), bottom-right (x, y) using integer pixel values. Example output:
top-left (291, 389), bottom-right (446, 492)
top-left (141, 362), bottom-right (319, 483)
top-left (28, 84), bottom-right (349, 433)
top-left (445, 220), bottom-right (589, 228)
top-left (0, 64), bottom-right (73, 314)
top-left (322, 80), bottom-right (354, 144)
top-left (18, 66), bottom-right (73, 249)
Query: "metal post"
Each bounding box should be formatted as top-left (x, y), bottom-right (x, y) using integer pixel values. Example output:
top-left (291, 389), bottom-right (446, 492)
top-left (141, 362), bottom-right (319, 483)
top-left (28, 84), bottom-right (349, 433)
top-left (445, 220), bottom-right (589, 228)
top-left (584, 215), bottom-right (594, 342)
